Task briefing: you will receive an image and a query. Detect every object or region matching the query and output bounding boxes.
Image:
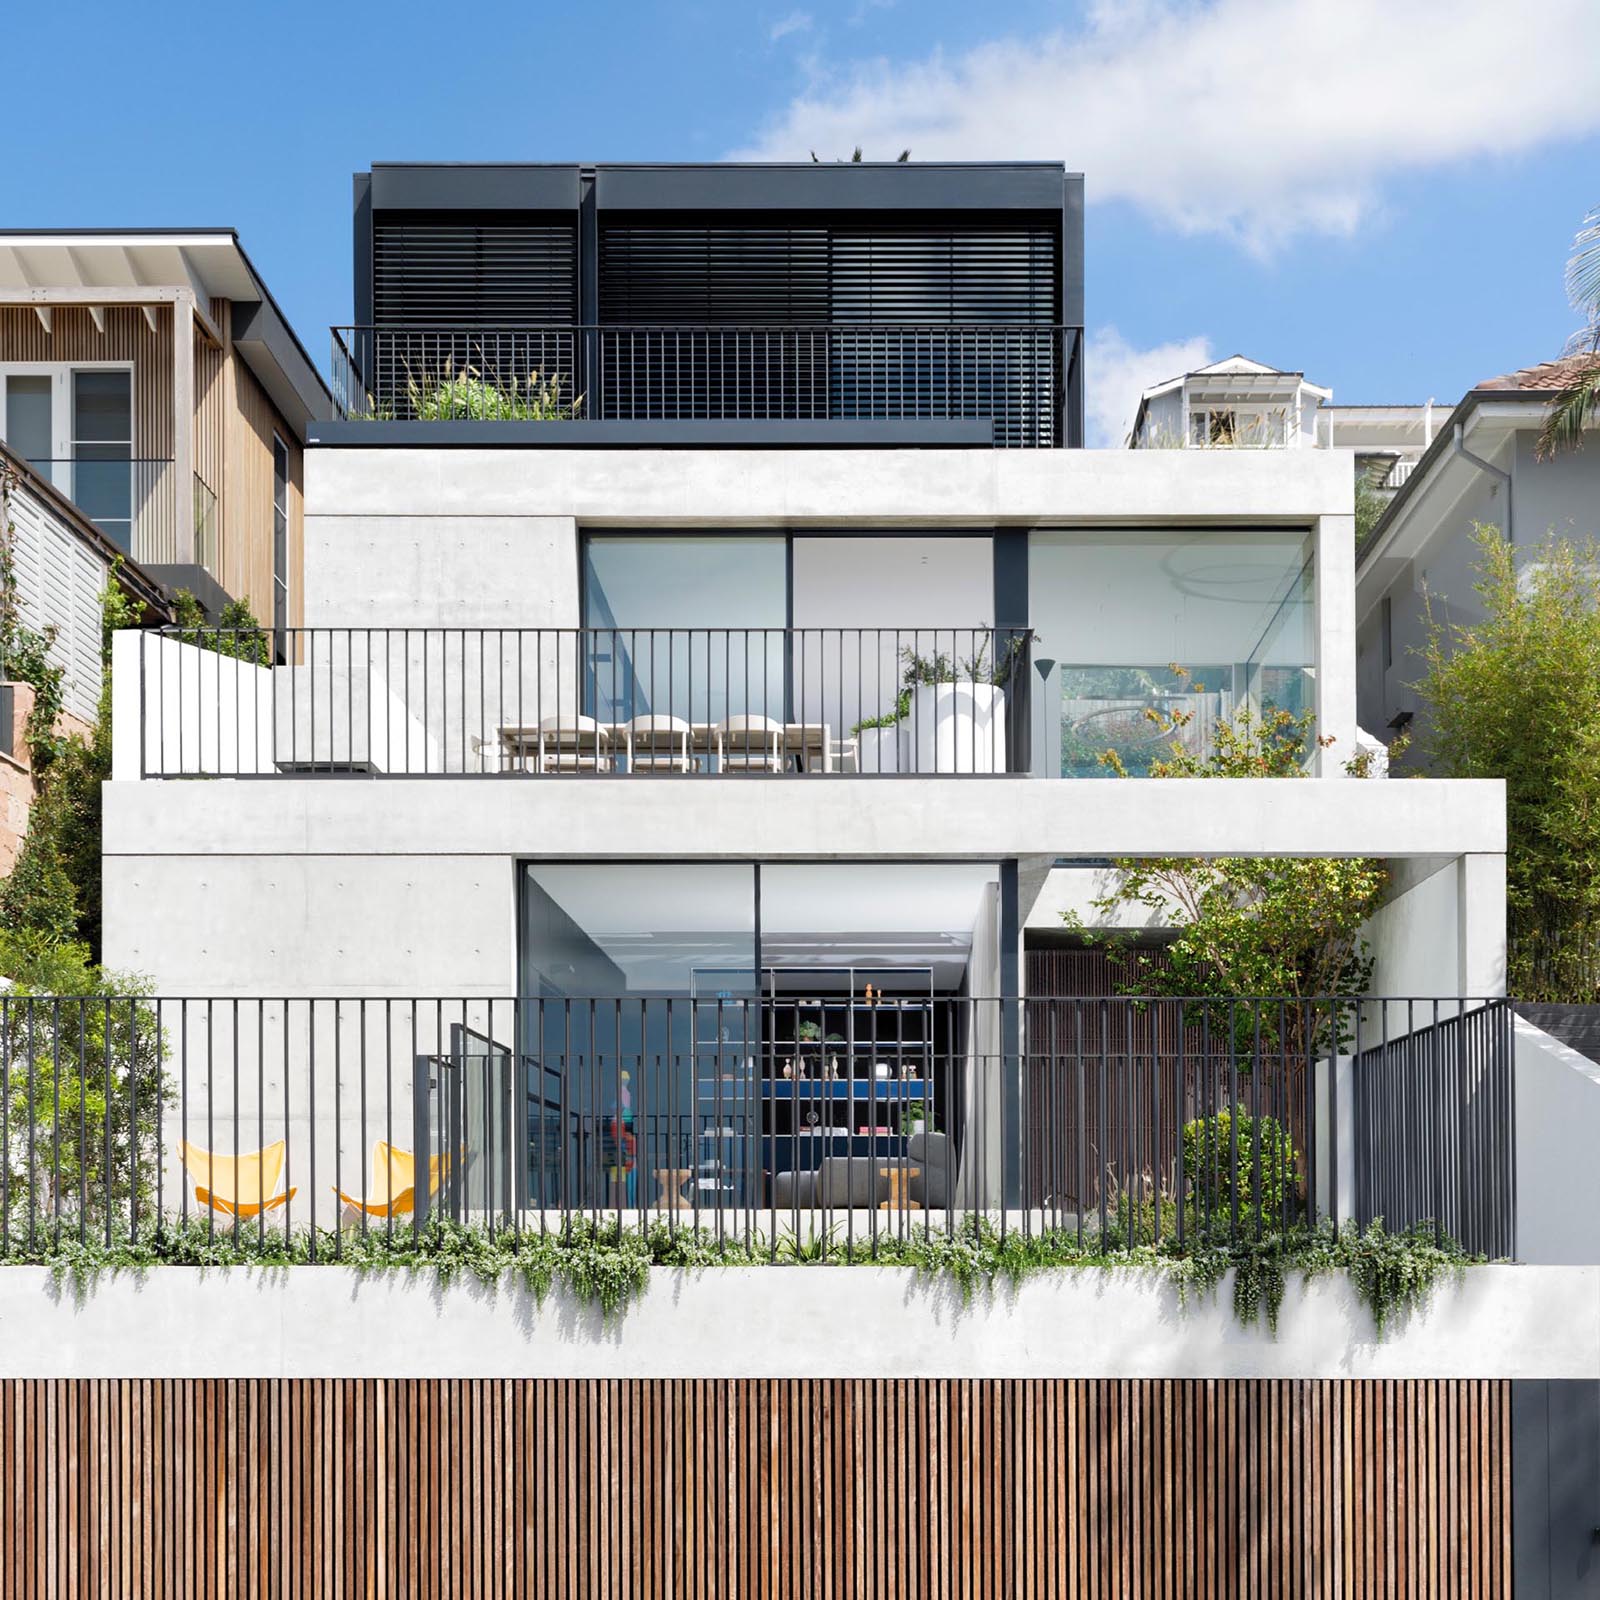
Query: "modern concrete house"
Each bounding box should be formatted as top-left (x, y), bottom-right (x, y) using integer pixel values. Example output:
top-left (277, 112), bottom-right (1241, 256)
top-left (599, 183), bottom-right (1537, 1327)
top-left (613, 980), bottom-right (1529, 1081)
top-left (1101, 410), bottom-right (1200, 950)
top-left (4, 166), bottom-right (1599, 1594)
top-left (1357, 354), bottom-right (1600, 749)
top-left (0, 229), bottom-right (330, 631)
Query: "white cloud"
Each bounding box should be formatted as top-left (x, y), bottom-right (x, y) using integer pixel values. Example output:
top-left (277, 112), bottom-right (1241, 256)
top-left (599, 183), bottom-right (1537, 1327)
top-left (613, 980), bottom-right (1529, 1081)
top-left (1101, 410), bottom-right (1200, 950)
top-left (770, 10), bottom-right (812, 42)
top-left (734, 0), bottom-right (1600, 251)
top-left (1086, 327), bottom-right (1212, 447)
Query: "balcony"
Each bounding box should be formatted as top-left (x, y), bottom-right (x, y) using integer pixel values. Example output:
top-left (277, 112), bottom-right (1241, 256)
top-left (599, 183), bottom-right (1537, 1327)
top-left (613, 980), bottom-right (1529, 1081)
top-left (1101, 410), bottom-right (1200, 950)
top-left (329, 323), bottom-right (1080, 448)
top-left (0, 993), bottom-right (1515, 1259)
top-left (22, 455), bottom-right (218, 574)
top-left (130, 625), bottom-right (1050, 778)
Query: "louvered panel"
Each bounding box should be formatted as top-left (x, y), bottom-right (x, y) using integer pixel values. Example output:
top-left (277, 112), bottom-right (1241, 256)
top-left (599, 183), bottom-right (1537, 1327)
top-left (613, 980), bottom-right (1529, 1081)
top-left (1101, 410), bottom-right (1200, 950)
top-left (370, 217), bottom-right (578, 414)
top-left (829, 228), bottom-right (1057, 323)
top-left (6, 479), bottom-right (107, 725)
top-left (373, 217), bottom-right (577, 325)
top-left (599, 225), bottom-right (830, 324)
top-left (595, 220), bottom-right (1059, 440)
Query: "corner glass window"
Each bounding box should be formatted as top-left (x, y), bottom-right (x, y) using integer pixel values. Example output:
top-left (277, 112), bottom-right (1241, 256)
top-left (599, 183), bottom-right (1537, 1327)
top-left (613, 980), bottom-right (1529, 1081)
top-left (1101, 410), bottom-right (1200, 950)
top-left (1030, 528), bottom-right (1315, 776)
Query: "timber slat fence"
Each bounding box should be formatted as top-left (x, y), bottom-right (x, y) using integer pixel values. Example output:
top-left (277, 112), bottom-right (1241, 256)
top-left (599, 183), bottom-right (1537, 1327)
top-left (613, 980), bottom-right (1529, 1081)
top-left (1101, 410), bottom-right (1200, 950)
top-left (0, 1377), bottom-right (1510, 1600)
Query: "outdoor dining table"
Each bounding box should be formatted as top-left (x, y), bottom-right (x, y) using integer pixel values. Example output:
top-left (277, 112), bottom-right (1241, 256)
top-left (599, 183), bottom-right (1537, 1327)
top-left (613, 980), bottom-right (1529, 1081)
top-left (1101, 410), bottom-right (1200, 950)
top-left (498, 720), bottom-right (836, 772)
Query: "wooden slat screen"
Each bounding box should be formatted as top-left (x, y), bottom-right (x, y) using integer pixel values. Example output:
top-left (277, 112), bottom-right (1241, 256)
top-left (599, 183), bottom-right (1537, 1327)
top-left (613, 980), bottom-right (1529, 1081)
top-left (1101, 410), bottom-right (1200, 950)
top-left (0, 1378), bottom-right (1510, 1598)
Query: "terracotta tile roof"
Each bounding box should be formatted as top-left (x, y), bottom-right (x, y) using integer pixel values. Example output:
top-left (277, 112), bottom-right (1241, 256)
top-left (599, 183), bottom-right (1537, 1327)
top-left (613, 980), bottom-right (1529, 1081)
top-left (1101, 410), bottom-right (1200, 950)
top-left (1473, 352), bottom-right (1600, 392)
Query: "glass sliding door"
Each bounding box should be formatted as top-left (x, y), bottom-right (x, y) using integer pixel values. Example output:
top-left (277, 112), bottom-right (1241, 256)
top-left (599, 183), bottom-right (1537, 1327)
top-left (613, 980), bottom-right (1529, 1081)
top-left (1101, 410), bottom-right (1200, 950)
top-left (1030, 528), bottom-right (1315, 776)
top-left (581, 535), bottom-right (787, 730)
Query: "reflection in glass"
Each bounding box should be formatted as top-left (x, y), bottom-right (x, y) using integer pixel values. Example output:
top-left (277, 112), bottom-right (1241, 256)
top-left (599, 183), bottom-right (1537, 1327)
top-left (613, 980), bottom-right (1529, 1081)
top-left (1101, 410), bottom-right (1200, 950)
top-left (519, 863), bottom-right (759, 1209)
top-left (1030, 529), bottom-right (1315, 777)
top-left (71, 371), bottom-right (133, 550)
top-left (4, 376), bottom-right (52, 479)
top-left (582, 536), bottom-right (787, 729)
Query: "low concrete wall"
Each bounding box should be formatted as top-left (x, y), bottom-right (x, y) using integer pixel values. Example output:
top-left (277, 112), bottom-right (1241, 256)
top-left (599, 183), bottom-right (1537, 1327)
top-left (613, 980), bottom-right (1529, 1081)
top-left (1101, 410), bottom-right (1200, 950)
top-left (0, 1264), bottom-right (1592, 1381)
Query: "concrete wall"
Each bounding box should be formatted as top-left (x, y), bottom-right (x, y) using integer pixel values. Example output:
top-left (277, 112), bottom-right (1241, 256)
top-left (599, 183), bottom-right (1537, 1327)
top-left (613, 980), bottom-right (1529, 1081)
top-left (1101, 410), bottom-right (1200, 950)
top-left (0, 1263), bottom-right (1592, 1381)
top-left (303, 446), bottom-right (1358, 765)
top-left (1514, 1018), bottom-right (1600, 1266)
top-left (101, 774), bottom-right (1505, 996)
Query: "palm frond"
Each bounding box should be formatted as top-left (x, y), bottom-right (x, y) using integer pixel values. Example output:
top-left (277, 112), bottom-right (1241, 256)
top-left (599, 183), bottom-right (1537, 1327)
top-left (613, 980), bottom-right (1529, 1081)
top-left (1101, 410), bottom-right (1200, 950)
top-left (1567, 203), bottom-right (1600, 314)
top-left (1536, 364), bottom-right (1600, 460)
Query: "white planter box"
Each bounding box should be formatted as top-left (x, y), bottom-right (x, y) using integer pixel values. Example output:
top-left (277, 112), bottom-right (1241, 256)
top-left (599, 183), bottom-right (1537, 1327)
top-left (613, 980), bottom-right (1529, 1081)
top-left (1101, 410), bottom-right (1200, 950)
top-left (856, 725), bottom-right (901, 773)
top-left (906, 683), bottom-right (1007, 773)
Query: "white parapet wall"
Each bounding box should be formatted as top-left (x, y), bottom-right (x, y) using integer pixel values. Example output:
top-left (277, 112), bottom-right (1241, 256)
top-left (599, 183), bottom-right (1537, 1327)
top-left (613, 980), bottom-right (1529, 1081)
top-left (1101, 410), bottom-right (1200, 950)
top-left (0, 1264), bottom-right (1593, 1381)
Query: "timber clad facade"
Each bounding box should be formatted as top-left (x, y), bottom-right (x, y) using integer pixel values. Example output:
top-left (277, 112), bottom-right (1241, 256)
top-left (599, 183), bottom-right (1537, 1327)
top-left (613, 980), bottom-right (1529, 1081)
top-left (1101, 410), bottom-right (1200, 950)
top-left (0, 232), bottom-right (326, 632)
top-left (0, 1378), bottom-right (1512, 1599)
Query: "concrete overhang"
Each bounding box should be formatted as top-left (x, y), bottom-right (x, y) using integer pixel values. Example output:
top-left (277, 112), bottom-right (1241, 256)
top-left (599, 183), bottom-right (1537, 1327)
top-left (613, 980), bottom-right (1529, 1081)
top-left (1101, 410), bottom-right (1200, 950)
top-left (303, 443), bottom-right (1355, 525)
top-left (102, 774), bottom-right (1505, 864)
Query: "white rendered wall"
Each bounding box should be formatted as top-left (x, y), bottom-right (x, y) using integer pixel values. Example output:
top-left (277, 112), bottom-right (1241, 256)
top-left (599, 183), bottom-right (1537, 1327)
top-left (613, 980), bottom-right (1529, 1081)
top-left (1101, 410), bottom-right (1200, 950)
top-left (1514, 1019), bottom-right (1600, 1265)
top-left (0, 1264), bottom-right (1592, 1381)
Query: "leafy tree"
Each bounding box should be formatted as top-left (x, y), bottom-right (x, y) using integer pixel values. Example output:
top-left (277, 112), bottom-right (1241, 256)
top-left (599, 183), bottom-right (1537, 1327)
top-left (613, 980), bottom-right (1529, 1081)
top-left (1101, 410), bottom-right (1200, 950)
top-left (1414, 525), bottom-right (1600, 999)
top-left (1537, 203), bottom-right (1600, 459)
top-left (1070, 683), bottom-right (1387, 1045)
top-left (0, 929), bottom-right (168, 1242)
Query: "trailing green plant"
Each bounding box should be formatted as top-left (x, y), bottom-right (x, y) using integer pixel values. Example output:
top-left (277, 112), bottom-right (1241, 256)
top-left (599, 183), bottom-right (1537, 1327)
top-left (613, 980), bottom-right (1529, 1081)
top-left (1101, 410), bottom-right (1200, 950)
top-left (1, 1210), bottom-right (1477, 1336)
top-left (851, 687), bottom-right (911, 734)
top-left (1413, 526), bottom-right (1600, 1000)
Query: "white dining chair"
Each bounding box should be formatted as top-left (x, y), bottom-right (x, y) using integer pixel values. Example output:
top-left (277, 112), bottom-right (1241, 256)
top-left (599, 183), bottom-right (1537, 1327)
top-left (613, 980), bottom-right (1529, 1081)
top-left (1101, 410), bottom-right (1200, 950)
top-left (534, 714), bottom-right (614, 774)
top-left (627, 714), bottom-right (694, 773)
top-left (714, 714), bottom-right (785, 773)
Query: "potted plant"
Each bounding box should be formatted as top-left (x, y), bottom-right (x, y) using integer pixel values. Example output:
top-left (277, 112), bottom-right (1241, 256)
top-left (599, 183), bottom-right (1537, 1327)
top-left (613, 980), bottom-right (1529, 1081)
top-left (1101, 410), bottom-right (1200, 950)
top-left (850, 688), bottom-right (910, 773)
top-left (899, 631), bottom-right (1031, 775)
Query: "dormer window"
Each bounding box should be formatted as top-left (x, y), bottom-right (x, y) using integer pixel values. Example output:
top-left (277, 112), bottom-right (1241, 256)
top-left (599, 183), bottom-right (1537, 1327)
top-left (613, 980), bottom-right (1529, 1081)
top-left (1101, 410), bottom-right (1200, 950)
top-left (1187, 404), bottom-right (1289, 448)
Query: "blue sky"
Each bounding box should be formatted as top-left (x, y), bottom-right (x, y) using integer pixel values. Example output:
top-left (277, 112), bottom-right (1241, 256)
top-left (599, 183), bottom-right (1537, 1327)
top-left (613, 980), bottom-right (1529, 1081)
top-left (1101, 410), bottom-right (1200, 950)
top-left (11, 0), bottom-right (1600, 442)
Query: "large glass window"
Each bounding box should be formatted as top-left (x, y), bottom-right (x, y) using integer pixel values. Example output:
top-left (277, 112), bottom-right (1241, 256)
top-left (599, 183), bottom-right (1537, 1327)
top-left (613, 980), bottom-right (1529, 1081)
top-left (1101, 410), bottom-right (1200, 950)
top-left (70, 371), bottom-right (133, 551)
top-left (1030, 529), bottom-right (1315, 777)
top-left (3, 376), bottom-right (52, 477)
top-left (582, 535), bottom-right (787, 725)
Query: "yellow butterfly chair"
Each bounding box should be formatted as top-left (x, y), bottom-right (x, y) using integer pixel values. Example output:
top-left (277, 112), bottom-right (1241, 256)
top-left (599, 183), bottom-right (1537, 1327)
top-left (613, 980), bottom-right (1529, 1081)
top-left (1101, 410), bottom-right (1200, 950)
top-left (335, 1142), bottom-right (453, 1219)
top-left (178, 1140), bottom-right (297, 1219)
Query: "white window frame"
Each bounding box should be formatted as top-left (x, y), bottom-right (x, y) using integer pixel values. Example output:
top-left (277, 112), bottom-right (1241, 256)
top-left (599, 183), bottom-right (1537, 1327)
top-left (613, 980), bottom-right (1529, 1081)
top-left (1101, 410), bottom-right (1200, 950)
top-left (0, 361), bottom-right (137, 463)
top-left (272, 430), bottom-right (291, 647)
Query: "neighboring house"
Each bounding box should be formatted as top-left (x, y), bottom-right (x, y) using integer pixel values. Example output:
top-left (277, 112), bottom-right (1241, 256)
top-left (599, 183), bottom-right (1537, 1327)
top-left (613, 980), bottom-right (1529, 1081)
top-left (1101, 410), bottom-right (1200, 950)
top-left (2, 164), bottom-right (1593, 1591)
top-left (1129, 354), bottom-right (1449, 495)
top-left (1129, 355), bottom-right (1330, 449)
top-left (1356, 354), bottom-right (1600, 749)
top-left (1, 443), bottom-right (169, 874)
top-left (0, 230), bottom-right (329, 635)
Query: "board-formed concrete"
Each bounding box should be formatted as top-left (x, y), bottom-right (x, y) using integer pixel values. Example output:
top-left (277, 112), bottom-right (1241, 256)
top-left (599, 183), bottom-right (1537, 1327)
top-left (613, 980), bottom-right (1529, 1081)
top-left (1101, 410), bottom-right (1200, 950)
top-left (0, 1264), bottom-right (1591, 1381)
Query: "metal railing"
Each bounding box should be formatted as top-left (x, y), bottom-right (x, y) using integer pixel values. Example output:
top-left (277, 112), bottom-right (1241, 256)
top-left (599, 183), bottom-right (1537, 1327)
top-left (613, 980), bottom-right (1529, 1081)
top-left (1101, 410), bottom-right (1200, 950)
top-left (1353, 998), bottom-right (1516, 1258)
top-left (0, 995), bottom-right (1516, 1260)
top-left (132, 625), bottom-right (1033, 779)
top-left (20, 457), bottom-right (182, 562)
top-left (330, 323), bottom-right (1079, 447)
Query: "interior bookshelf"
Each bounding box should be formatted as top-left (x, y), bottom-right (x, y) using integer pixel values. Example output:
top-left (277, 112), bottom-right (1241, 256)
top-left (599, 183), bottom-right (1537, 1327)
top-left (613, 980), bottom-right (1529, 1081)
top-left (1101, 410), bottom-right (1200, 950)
top-left (760, 967), bottom-right (936, 1157)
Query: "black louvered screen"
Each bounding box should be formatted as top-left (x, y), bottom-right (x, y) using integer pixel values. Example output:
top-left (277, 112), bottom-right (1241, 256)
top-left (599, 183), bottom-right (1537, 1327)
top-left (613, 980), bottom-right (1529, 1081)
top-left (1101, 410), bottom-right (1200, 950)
top-left (597, 218), bottom-right (1061, 443)
top-left (369, 215), bottom-right (578, 416)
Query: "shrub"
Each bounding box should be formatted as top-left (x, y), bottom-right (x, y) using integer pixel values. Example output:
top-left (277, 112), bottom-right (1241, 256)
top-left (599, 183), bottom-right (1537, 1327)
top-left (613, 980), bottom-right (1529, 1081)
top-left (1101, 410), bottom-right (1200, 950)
top-left (1181, 1108), bottom-right (1299, 1228)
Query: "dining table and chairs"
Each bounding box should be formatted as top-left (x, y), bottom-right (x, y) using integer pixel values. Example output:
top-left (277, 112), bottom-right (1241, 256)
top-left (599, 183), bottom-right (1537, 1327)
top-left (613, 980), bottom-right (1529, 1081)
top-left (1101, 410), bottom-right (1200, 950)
top-left (498, 714), bottom-right (857, 775)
